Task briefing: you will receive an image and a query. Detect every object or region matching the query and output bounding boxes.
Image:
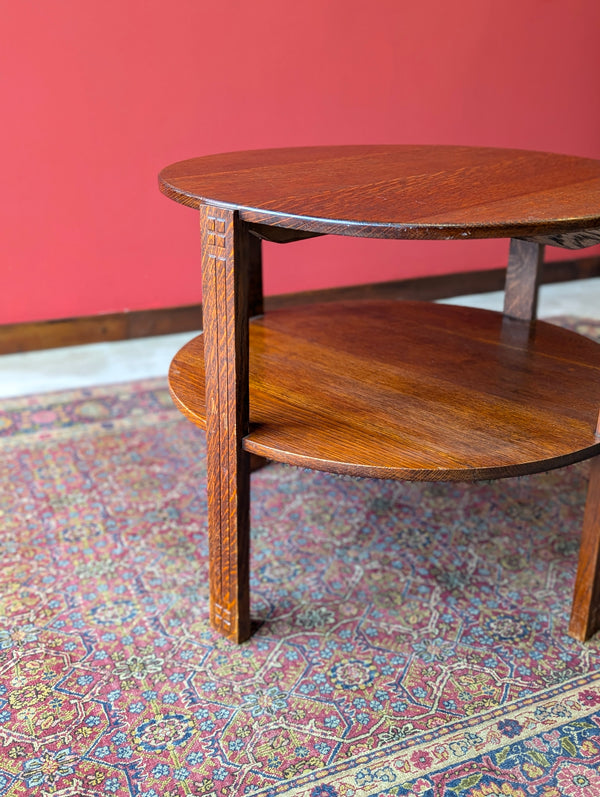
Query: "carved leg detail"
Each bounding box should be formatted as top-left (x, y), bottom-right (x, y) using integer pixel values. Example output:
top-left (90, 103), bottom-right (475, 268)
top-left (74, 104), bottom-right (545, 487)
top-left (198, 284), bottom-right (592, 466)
top-left (201, 205), bottom-right (251, 642)
top-left (569, 454), bottom-right (600, 642)
top-left (503, 239), bottom-right (544, 322)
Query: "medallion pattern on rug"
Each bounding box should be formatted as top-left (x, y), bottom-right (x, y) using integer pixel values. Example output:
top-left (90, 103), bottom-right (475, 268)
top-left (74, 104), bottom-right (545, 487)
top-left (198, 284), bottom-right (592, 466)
top-left (0, 320), bottom-right (599, 796)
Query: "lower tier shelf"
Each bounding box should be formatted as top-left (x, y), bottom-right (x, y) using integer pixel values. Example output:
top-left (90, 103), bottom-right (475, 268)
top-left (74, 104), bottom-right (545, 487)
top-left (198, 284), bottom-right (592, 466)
top-left (168, 300), bottom-right (600, 481)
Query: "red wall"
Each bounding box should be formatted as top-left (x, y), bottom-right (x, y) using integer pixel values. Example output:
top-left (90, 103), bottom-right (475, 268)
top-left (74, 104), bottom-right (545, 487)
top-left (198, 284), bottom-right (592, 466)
top-left (2, 0), bottom-right (599, 325)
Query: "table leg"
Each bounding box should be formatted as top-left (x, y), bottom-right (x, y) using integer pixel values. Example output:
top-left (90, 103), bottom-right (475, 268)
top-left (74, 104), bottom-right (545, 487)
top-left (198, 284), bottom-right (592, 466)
top-left (569, 442), bottom-right (600, 642)
top-left (502, 239), bottom-right (600, 641)
top-left (503, 239), bottom-right (544, 321)
top-left (200, 204), bottom-right (252, 642)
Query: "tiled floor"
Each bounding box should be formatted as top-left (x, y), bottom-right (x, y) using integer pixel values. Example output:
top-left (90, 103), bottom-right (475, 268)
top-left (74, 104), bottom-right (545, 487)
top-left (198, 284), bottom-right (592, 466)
top-left (0, 278), bottom-right (599, 399)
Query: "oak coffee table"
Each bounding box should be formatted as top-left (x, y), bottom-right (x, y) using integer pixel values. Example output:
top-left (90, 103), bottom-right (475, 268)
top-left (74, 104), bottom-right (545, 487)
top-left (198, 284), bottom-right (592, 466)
top-left (159, 146), bottom-right (600, 643)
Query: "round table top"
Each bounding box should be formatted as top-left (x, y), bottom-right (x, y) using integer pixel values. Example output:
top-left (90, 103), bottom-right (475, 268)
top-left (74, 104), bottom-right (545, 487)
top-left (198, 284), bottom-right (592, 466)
top-left (159, 145), bottom-right (600, 240)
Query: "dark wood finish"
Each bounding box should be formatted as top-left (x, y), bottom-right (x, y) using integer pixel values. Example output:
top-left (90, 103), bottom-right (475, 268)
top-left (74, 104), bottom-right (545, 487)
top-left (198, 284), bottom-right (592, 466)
top-left (249, 224), bottom-right (322, 244)
top-left (504, 240), bottom-right (544, 321)
top-left (159, 146), bottom-right (600, 241)
top-left (523, 228), bottom-right (600, 250)
top-left (160, 145), bottom-right (600, 643)
top-left (0, 306), bottom-right (206, 355)
top-left (247, 228), bottom-right (264, 318)
top-left (246, 232), bottom-right (268, 473)
top-left (169, 300), bottom-right (600, 481)
top-left (2, 254), bottom-right (600, 355)
top-left (200, 205), bottom-right (252, 643)
top-left (569, 455), bottom-right (600, 641)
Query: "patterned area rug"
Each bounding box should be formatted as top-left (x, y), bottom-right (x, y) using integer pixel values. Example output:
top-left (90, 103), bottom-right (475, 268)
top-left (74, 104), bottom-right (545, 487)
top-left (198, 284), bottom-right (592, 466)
top-left (1, 317), bottom-right (600, 797)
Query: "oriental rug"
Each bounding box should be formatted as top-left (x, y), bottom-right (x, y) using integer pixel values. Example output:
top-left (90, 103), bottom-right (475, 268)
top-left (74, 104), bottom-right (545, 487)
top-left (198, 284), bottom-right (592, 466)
top-left (1, 317), bottom-right (600, 797)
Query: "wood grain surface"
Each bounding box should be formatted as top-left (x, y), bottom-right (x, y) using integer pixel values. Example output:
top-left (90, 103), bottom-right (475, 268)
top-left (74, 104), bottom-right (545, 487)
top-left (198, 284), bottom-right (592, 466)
top-left (161, 147), bottom-right (600, 643)
top-left (503, 239), bottom-right (544, 321)
top-left (169, 300), bottom-right (600, 482)
top-left (159, 146), bottom-right (600, 241)
top-left (200, 205), bottom-right (251, 642)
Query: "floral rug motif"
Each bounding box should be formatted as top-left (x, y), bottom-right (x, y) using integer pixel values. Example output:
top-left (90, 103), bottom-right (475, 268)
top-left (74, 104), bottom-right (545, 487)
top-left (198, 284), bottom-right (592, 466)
top-left (0, 317), bottom-right (599, 797)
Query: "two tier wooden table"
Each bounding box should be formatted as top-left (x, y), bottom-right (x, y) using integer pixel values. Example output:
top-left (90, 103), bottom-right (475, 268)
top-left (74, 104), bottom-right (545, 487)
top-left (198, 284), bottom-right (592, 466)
top-left (159, 146), bottom-right (600, 643)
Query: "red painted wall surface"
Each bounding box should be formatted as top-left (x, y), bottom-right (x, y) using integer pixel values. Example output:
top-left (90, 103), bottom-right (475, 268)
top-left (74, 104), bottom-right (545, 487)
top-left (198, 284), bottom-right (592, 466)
top-left (1, 0), bottom-right (599, 324)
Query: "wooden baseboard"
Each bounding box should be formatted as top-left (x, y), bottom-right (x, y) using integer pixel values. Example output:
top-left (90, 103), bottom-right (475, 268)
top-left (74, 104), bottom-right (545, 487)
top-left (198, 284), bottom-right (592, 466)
top-left (1, 254), bottom-right (599, 355)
